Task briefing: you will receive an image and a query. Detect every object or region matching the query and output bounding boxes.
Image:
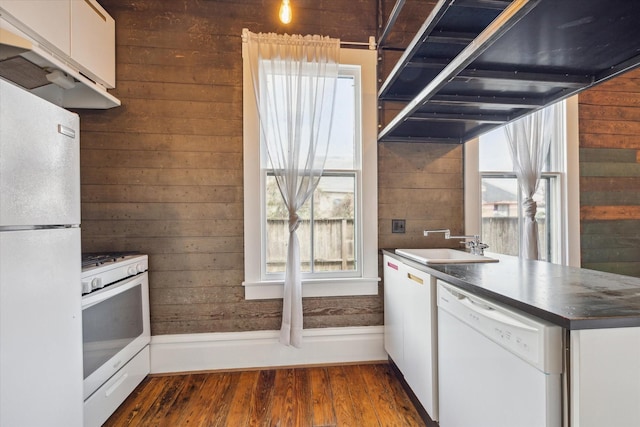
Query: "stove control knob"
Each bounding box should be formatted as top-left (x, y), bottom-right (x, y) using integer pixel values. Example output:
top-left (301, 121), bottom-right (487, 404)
top-left (127, 266), bottom-right (136, 276)
top-left (136, 263), bottom-right (145, 273)
top-left (91, 278), bottom-right (103, 290)
top-left (81, 281), bottom-right (92, 294)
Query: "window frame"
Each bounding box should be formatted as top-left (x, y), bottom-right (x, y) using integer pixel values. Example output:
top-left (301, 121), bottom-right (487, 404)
top-left (464, 97), bottom-right (581, 266)
top-left (242, 45), bottom-right (379, 300)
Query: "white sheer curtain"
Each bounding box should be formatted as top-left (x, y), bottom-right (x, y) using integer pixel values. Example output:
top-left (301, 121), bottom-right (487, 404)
top-left (245, 31), bottom-right (340, 347)
top-left (504, 103), bottom-right (558, 260)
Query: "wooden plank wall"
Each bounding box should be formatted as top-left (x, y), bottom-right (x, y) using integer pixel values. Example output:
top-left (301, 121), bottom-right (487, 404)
top-left (78, 0), bottom-right (463, 336)
top-left (377, 0), bottom-right (464, 251)
top-left (579, 68), bottom-right (640, 277)
top-left (377, 142), bottom-right (464, 250)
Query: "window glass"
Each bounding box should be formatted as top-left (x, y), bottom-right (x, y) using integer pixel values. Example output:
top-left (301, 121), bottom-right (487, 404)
top-left (479, 128), bottom-right (513, 172)
top-left (481, 176), bottom-right (553, 261)
top-left (325, 76), bottom-right (356, 170)
top-left (313, 174), bottom-right (356, 272)
top-left (265, 174), bottom-right (356, 274)
top-left (481, 177), bottom-right (519, 256)
top-left (263, 73), bottom-right (359, 278)
top-left (478, 110), bottom-right (559, 262)
top-left (265, 175), bottom-right (311, 273)
top-left (479, 126), bottom-right (552, 172)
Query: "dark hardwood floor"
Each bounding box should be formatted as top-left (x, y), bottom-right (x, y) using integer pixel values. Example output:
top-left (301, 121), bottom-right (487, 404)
top-left (104, 363), bottom-right (426, 426)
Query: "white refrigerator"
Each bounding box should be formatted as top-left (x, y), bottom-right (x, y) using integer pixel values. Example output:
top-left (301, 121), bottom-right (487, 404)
top-left (0, 78), bottom-right (83, 426)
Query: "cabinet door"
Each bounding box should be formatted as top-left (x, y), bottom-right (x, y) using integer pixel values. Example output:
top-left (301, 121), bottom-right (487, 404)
top-left (403, 264), bottom-right (438, 420)
top-left (70, 0), bottom-right (115, 87)
top-left (570, 328), bottom-right (640, 427)
top-left (0, 0), bottom-right (70, 55)
top-left (383, 255), bottom-right (405, 369)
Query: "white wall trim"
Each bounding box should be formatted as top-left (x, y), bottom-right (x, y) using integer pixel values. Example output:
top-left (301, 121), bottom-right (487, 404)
top-left (242, 277), bottom-right (379, 300)
top-left (464, 137), bottom-right (481, 235)
top-left (564, 95), bottom-right (581, 267)
top-left (149, 326), bottom-right (386, 374)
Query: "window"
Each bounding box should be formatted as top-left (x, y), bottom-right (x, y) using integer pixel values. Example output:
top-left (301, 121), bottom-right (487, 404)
top-left (242, 47), bottom-right (379, 299)
top-left (478, 127), bottom-right (560, 262)
top-left (264, 73), bottom-right (359, 277)
top-left (465, 98), bottom-right (581, 266)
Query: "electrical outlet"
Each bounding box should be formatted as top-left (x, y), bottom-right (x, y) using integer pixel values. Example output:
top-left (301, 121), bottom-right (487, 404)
top-left (392, 219), bottom-right (406, 234)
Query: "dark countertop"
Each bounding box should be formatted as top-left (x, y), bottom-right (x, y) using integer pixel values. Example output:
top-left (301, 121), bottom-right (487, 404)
top-left (382, 249), bottom-right (640, 330)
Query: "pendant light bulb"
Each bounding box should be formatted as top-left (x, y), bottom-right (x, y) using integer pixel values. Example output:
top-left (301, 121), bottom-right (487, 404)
top-left (279, 0), bottom-right (292, 24)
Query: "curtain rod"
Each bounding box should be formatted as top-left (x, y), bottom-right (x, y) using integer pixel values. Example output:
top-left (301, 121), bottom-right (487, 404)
top-left (241, 29), bottom-right (377, 50)
top-left (341, 37), bottom-right (377, 50)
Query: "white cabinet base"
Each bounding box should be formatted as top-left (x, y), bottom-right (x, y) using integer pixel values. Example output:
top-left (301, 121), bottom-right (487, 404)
top-left (383, 255), bottom-right (438, 422)
top-left (403, 263), bottom-right (438, 421)
top-left (383, 255), bottom-right (405, 368)
top-left (570, 328), bottom-right (640, 427)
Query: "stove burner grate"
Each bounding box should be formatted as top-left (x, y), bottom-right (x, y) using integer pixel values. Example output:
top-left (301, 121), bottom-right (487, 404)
top-left (81, 251), bottom-right (141, 269)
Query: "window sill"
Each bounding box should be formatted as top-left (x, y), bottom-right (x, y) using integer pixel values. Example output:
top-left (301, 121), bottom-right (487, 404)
top-left (242, 277), bottom-right (380, 300)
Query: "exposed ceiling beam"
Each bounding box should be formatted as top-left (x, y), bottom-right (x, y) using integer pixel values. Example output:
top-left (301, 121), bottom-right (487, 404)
top-left (406, 112), bottom-right (510, 123)
top-left (425, 31), bottom-right (477, 45)
top-left (454, 68), bottom-right (593, 87)
top-left (378, 135), bottom-right (464, 144)
top-left (378, 0), bottom-right (458, 97)
top-left (378, 0), bottom-right (406, 48)
top-left (454, 0), bottom-right (513, 10)
top-left (406, 59), bottom-right (593, 87)
top-left (429, 94), bottom-right (545, 108)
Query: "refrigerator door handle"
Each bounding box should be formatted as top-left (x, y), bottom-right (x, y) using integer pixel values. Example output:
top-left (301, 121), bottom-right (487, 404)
top-left (58, 124), bottom-right (76, 138)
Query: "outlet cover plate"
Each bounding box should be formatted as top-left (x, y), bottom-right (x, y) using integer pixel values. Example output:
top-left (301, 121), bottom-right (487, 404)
top-left (392, 219), bottom-right (406, 233)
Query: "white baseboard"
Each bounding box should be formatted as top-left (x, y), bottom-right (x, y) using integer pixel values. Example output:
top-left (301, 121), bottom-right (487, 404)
top-left (149, 326), bottom-right (386, 374)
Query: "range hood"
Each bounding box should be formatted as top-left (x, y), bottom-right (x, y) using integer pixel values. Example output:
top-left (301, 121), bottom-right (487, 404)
top-left (0, 26), bottom-right (120, 109)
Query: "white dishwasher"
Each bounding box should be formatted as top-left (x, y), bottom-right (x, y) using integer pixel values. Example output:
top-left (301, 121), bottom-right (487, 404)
top-left (437, 280), bottom-right (563, 427)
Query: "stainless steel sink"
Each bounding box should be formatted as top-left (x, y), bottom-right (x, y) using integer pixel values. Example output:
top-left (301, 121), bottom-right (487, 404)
top-left (395, 248), bottom-right (498, 265)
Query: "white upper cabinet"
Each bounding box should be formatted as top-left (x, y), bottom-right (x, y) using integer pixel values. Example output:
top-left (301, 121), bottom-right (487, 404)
top-left (70, 0), bottom-right (115, 88)
top-left (0, 0), bottom-right (70, 55)
top-left (0, 0), bottom-right (115, 89)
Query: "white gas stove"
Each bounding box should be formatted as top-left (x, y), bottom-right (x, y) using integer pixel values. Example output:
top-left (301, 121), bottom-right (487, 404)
top-left (80, 251), bottom-right (151, 427)
top-left (81, 252), bottom-right (148, 295)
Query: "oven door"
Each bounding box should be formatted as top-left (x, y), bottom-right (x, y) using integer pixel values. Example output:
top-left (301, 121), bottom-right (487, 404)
top-left (82, 272), bottom-right (150, 400)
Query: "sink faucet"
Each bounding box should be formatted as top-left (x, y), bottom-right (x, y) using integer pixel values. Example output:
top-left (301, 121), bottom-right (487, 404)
top-left (423, 229), bottom-right (489, 256)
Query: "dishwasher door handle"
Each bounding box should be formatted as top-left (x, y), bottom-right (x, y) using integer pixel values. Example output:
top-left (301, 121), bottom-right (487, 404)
top-left (460, 294), bottom-right (538, 332)
top-left (440, 284), bottom-right (464, 300)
